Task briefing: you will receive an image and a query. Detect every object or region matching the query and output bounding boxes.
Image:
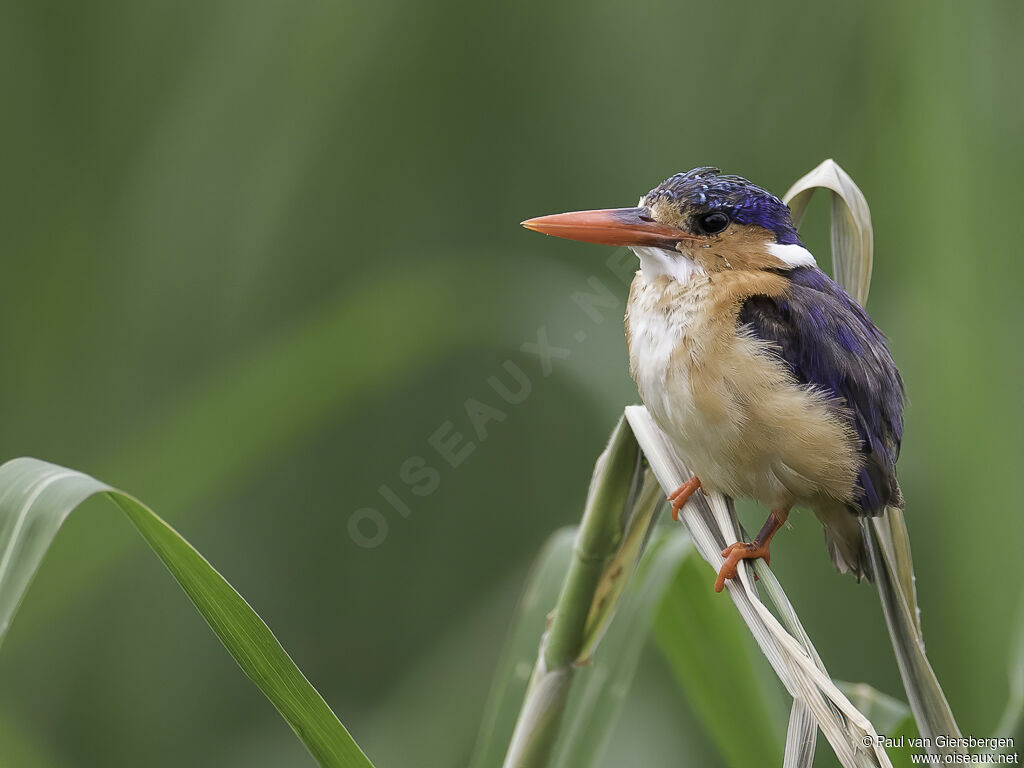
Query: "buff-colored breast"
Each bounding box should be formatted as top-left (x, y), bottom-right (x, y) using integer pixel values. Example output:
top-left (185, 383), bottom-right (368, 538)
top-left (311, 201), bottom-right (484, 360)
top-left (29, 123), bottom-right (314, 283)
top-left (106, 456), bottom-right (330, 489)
top-left (625, 269), bottom-right (861, 511)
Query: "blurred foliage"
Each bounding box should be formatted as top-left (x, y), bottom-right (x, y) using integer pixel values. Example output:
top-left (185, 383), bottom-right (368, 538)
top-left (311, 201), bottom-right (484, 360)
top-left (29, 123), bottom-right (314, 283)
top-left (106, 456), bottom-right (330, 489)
top-left (0, 459), bottom-right (373, 768)
top-left (0, 1), bottom-right (1021, 766)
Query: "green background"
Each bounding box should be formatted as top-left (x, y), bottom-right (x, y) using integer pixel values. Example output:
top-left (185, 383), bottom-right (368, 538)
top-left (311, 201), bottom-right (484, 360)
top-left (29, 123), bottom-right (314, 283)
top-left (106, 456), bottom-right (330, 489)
top-left (1, 1), bottom-right (1021, 766)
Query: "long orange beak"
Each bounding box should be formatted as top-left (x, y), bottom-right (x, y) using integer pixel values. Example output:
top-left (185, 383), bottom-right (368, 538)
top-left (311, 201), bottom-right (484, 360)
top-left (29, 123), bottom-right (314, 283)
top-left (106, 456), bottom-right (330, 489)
top-left (521, 207), bottom-right (695, 249)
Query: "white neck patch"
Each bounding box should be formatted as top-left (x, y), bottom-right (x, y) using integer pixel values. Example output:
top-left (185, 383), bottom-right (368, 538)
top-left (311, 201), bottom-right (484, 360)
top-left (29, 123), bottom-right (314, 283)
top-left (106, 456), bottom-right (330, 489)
top-left (631, 246), bottom-right (706, 284)
top-left (765, 243), bottom-right (817, 268)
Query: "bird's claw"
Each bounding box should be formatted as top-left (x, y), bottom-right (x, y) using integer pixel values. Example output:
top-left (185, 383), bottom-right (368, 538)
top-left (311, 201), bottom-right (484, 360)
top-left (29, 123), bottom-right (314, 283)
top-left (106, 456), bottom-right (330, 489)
top-left (667, 477), bottom-right (701, 522)
top-left (714, 541), bottom-right (771, 592)
top-left (670, 496), bottom-right (684, 522)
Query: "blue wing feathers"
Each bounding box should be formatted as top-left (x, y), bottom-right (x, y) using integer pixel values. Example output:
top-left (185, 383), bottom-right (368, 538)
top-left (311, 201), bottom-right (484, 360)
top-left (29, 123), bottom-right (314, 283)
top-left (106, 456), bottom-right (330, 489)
top-left (738, 266), bottom-right (905, 514)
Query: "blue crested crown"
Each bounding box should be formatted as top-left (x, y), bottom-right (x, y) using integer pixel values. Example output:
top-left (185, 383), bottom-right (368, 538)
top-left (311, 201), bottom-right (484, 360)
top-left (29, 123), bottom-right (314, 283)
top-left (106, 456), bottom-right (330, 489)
top-left (644, 167), bottom-right (803, 245)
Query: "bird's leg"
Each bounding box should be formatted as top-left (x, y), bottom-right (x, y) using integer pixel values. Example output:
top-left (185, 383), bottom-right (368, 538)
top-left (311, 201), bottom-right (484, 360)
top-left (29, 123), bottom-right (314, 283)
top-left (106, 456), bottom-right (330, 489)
top-left (714, 507), bottom-right (790, 593)
top-left (667, 476), bottom-right (701, 522)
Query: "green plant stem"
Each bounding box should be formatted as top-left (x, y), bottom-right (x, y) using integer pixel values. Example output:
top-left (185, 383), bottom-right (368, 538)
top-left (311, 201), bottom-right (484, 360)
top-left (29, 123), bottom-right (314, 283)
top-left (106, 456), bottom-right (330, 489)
top-left (501, 417), bottom-right (639, 768)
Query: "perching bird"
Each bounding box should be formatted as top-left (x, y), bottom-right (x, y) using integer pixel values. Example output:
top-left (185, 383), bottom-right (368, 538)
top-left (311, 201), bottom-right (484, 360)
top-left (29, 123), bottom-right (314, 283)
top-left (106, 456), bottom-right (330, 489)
top-left (522, 167), bottom-right (904, 592)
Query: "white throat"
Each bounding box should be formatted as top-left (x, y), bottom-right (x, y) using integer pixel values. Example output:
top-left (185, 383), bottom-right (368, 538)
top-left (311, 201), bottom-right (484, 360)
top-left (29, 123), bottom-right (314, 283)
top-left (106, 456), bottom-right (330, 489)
top-left (631, 242), bottom-right (818, 284)
top-left (630, 246), bottom-right (705, 284)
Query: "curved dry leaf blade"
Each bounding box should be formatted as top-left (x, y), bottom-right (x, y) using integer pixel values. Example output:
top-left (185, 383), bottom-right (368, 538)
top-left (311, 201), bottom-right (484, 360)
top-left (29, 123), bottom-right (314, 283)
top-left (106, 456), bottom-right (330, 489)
top-left (782, 158), bottom-right (874, 305)
top-left (0, 458), bottom-right (374, 768)
top-left (654, 554), bottom-right (787, 768)
top-left (625, 405), bottom-right (892, 768)
top-left (838, 683), bottom-right (917, 768)
top-left (866, 510), bottom-right (962, 747)
top-left (783, 703), bottom-right (817, 768)
top-left (784, 160), bottom-right (960, 753)
top-left (838, 682), bottom-right (912, 735)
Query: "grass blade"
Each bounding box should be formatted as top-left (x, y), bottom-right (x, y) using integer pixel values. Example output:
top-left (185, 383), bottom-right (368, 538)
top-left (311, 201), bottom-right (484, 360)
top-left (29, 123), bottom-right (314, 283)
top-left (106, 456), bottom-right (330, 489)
top-left (654, 553), bottom-right (787, 768)
top-left (782, 702), bottom-right (816, 768)
top-left (784, 159), bottom-right (962, 752)
top-left (627, 406), bottom-right (891, 768)
top-left (838, 683), bottom-right (916, 768)
top-left (863, 518), bottom-right (961, 749)
top-left (782, 158), bottom-right (873, 305)
top-left (837, 683), bottom-right (912, 737)
top-left (0, 458), bottom-right (374, 768)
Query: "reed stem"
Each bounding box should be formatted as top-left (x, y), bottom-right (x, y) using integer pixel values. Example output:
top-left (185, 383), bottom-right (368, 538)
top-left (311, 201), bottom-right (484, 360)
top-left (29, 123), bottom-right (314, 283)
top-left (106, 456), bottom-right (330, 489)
top-left (501, 416), bottom-right (639, 768)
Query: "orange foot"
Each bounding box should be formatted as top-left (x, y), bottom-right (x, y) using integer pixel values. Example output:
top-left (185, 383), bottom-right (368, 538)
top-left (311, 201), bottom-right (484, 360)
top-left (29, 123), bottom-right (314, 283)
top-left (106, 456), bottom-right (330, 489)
top-left (714, 540), bottom-right (771, 593)
top-left (667, 476), bottom-right (701, 522)
top-left (713, 507), bottom-right (790, 593)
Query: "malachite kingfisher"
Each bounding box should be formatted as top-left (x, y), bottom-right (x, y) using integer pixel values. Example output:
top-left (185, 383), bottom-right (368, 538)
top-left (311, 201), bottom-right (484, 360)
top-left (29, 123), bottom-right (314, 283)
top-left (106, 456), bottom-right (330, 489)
top-left (522, 167), bottom-right (905, 592)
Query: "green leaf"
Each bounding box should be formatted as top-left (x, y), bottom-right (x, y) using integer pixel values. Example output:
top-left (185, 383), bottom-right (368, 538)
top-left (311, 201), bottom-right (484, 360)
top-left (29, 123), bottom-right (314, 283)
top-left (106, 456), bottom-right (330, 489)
top-left (0, 458), bottom-right (373, 768)
top-left (653, 554), bottom-right (787, 768)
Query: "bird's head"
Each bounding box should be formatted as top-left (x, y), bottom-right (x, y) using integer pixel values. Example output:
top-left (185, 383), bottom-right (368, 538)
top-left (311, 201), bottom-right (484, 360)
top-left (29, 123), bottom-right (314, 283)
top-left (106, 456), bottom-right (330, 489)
top-left (522, 167), bottom-right (814, 282)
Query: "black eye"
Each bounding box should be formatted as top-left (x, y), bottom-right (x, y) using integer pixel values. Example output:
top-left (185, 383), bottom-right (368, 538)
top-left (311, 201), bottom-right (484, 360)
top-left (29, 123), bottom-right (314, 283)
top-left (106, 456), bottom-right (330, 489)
top-left (696, 211), bottom-right (730, 235)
